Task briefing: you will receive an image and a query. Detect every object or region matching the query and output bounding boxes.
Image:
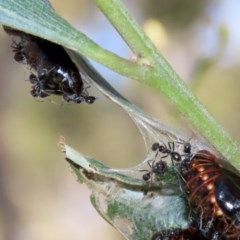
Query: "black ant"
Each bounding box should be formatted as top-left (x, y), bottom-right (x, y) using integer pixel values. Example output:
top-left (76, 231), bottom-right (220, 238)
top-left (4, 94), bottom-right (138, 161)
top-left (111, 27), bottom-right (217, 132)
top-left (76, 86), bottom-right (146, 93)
top-left (142, 141), bottom-right (191, 182)
top-left (141, 159), bottom-right (167, 182)
top-left (151, 142), bottom-right (182, 162)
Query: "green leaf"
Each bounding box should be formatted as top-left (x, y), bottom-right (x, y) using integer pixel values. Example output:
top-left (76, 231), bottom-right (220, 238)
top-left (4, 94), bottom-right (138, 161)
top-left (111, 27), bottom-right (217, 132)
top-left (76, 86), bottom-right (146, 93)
top-left (61, 142), bottom-right (189, 240)
top-left (0, 0), bottom-right (141, 76)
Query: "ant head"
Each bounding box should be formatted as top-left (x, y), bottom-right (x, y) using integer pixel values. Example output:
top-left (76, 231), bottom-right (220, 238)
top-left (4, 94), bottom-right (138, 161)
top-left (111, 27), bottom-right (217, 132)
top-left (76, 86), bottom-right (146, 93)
top-left (14, 52), bottom-right (25, 62)
top-left (142, 172), bottom-right (151, 181)
top-left (158, 145), bottom-right (166, 152)
top-left (183, 142), bottom-right (191, 154)
top-left (152, 142), bottom-right (160, 151)
top-left (85, 96), bottom-right (96, 104)
top-left (29, 74), bottom-right (38, 84)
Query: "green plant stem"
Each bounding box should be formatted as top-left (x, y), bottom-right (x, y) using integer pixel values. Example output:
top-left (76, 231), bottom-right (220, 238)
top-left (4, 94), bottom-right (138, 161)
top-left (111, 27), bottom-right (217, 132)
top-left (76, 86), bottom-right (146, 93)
top-left (93, 0), bottom-right (240, 168)
top-left (94, 0), bottom-right (155, 59)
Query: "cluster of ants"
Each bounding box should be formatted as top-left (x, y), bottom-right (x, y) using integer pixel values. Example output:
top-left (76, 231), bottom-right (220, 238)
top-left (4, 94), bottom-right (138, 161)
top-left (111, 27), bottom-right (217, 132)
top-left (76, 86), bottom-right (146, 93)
top-left (141, 140), bottom-right (191, 182)
top-left (142, 140), bottom-right (240, 240)
top-left (3, 25), bottom-right (96, 104)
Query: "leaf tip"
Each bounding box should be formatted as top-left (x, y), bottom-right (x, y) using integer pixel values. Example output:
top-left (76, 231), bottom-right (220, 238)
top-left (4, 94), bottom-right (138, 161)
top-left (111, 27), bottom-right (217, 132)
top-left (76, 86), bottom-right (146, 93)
top-left (58, 135), bottom-right (66, 153)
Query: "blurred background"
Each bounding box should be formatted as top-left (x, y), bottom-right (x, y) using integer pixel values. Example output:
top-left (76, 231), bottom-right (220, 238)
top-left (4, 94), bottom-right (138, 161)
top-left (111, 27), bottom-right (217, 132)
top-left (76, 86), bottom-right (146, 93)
top-left (0, 0), bottom-right (240, 239)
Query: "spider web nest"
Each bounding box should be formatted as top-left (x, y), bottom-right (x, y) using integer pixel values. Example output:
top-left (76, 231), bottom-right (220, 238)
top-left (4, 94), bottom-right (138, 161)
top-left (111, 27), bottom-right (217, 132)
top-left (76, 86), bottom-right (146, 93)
top-left (67, 50), bottom-right (211, 185)
top-left (61, 50), bottom-right (219, 239)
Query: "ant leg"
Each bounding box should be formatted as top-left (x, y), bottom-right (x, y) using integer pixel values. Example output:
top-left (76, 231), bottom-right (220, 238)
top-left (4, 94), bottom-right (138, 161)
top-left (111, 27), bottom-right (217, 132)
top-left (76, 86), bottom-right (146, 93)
top-left (152, 142), bottom-right (160, 158)
top-left (143, 160), bottom-right (154, 182)
top-left (168, 141), bottom-right (175, 151)
top-left (29, 74), bottom-right (49, 98)
top-left (147, 159), bottom-right (154, 168)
